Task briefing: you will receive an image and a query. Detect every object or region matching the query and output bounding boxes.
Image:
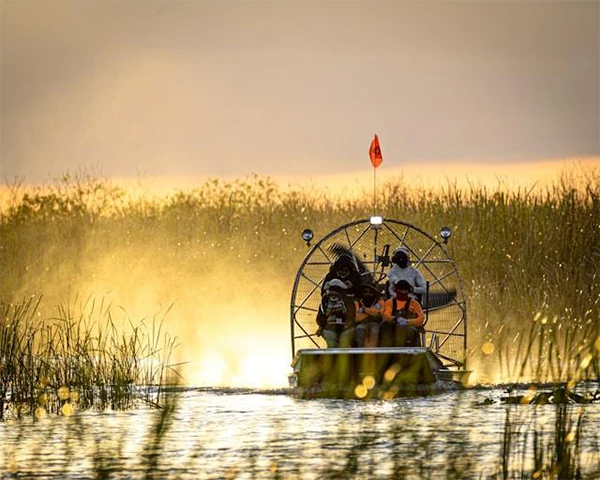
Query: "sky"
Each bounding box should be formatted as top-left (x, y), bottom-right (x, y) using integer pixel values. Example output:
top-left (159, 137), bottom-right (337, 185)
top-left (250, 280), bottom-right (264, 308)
top-left (1, 0), bottom-right (599, 185)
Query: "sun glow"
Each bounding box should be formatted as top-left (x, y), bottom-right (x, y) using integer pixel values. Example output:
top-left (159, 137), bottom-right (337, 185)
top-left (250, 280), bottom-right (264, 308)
top-left (188, 343), bottom-right (290, 388)
top-left (235, 350), bottom-right (290, 388)
top-left (180, 310), bottom-right (292, 388)
top-left (197, 351), bottom-right (229, 386)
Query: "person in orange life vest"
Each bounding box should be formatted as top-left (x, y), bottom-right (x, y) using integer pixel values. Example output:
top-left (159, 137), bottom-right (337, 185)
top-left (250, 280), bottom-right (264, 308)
top-left (354, 283), bottom-right (385, 348)
top-left (316, 279), bottom-right (356, 348)
top-left (380, 279), bottom-right (425, 347)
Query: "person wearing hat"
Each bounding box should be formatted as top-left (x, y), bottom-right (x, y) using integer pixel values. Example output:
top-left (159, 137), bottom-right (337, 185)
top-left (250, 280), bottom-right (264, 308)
top-left (354, 283), bottom-right (385, 347)
top-left (322, 254), bottom-right (363, 298)
top-left (380, 279), bottom-right (425, 347)
top-left (316, 279), bottom-right (356, 348)
top-left (387, 247), bottom-right (427, 300)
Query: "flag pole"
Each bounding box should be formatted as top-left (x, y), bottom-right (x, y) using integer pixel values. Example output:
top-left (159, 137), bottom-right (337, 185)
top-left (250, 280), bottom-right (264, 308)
top-left (368, 134), bottom-right (383, 216)
top-left (373, 165), bottom-right (377, 216)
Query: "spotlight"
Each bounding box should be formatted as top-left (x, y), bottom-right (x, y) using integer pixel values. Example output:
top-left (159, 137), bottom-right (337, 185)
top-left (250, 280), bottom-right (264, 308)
top-left (440, 226), bottom-right (452, 244)
top-left (301, 228), bottom-right (314, 247)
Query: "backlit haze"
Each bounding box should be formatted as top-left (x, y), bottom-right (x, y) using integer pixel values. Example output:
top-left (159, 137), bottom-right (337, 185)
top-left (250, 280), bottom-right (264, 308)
top-left (1, 1), bottom-right (599, 387)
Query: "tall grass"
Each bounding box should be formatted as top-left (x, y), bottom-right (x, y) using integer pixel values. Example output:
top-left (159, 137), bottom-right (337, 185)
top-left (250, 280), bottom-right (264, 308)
top-left (495, 403), bottom-right (595, 480)
top-left (0, 166), bottom-right (599, 384)
top-left (0, 294), bottom-right (180, 420)
top-left (494, 311), bottom-right (600, 385)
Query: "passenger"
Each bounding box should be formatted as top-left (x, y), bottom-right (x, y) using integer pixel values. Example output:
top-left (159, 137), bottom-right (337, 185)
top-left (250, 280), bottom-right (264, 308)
top-left (354, 283), bottom-right (385, 348)
top-left (316, 279), bottom-right (356, 348)
top-left (387, 247), bottom-right (427, 301)
top-left (323, 254), bottom-right (363, 298)
top-left (380, 280), bottom-right (425, 347)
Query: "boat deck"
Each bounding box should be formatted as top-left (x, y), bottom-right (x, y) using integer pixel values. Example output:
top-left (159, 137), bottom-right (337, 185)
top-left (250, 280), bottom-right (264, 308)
top-left (290, 347), bottom-right (470, 399)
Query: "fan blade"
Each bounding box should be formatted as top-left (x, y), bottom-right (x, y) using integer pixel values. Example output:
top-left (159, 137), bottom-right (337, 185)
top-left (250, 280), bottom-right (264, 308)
top-left (423, 289), bottom-right (457, 310)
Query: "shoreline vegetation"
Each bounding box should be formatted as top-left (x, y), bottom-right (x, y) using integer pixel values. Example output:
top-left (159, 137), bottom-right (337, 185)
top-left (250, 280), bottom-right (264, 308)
top-left (1, 164), bottom-right (598, 378)
top-left (0, 294), bottom-right (180, 421)
top-left (0, 165), bottom-right (599, 478)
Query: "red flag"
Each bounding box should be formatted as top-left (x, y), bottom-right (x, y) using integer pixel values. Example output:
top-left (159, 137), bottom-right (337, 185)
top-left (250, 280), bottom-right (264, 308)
top-left (369, 134), bottom-right (383, 168)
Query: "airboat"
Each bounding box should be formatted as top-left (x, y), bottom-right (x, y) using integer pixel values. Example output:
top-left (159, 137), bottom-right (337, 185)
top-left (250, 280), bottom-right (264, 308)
top-left (288, 216), bottom-right (471, 399)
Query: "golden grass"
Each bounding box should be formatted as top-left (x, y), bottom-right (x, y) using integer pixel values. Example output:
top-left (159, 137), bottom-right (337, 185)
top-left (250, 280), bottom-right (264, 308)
top-left (0, 294), bottom-right (180, 420)
top-left (0, 161), bottom-right (598, 388)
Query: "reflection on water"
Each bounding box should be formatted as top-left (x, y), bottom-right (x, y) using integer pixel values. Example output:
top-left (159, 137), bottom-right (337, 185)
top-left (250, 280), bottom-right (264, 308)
top-left (1, 387), bottom-right (599, 479)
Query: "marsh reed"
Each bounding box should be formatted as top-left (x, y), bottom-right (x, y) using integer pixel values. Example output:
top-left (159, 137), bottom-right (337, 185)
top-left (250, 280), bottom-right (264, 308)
top-left (0, 294), bottom-right (180, 420)
top-left (0, 165), bottom-right (598, 397)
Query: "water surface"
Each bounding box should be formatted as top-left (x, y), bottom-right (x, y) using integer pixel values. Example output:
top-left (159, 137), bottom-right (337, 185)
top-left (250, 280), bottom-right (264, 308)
top-left (1, 387), bottom-right (598, 479)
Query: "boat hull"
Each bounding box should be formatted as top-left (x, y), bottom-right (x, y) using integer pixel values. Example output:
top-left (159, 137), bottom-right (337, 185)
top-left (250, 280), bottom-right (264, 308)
top-left (289, 347), bottom-right (470, 399)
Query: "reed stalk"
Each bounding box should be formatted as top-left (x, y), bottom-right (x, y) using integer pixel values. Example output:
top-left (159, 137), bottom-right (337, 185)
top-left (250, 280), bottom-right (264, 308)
top-left (0, 296), bottom-right (179, 420)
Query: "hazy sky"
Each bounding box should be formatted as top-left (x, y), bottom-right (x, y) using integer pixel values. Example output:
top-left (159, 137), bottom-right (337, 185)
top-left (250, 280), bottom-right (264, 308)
top-left (1, 0), bottom-right (599, 183)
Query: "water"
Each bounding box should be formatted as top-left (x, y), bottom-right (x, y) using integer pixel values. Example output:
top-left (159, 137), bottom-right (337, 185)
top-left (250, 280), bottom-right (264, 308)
top-left (1, 387), bottom-right (599, 479)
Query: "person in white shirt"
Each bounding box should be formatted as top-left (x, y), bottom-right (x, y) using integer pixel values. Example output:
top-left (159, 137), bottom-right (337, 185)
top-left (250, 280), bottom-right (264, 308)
top-left (386, 247), bottom-right (427, 300)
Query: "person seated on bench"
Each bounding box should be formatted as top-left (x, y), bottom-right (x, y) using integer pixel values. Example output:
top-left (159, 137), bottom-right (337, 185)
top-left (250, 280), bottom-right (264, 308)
top-left (380, 280), bottom-right (425, 347)
top-left (316, 279), bottom-right (356, 348)
top-left (354, 283), bottom-right (384, 347)
top-left (322, 254), bottom-right (363, 298)
top-left (386, 247), bottom-right (427, 302)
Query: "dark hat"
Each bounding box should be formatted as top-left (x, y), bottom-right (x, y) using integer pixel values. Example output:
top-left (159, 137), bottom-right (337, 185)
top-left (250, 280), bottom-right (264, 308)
top-left (392, 249), bottom-right (409, 261)
top-left (393, 279), bottom-right (412, 291)
top-left (393, 247), bottom-right (409, 257)
top-left (334, 254), bottom-right (354, 268)
top-left (360, 283), bottom-right (380, 295)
